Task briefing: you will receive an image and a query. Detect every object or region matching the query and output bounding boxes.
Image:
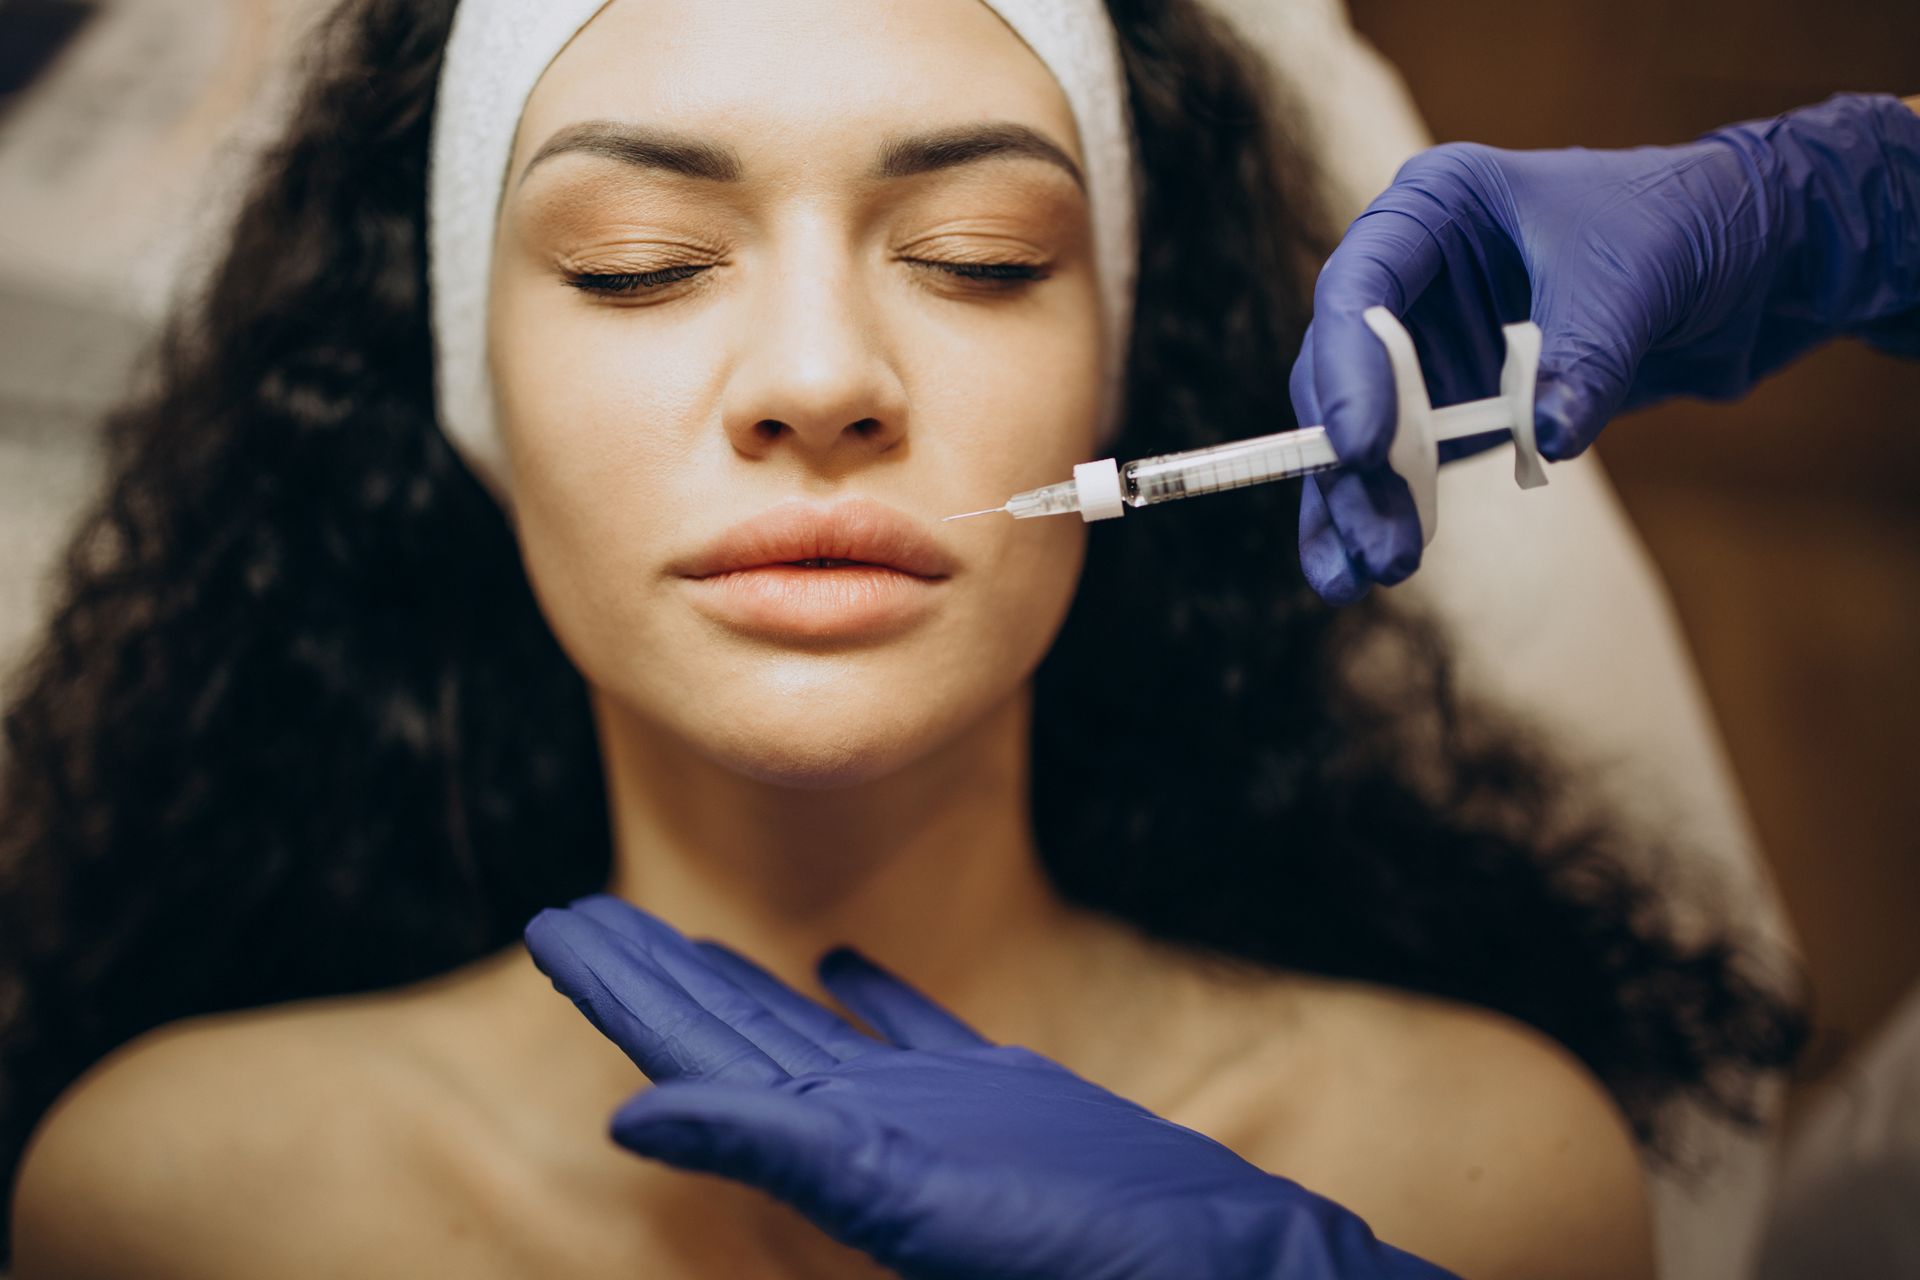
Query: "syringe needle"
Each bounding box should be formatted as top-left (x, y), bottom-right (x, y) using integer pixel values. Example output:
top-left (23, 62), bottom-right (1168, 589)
top-left (942, 506), bottom-right (1008, 522)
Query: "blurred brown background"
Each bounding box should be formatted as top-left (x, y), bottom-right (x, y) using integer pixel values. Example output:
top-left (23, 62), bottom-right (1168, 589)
top-left (1348, 0), bottom-right (1920, 1108)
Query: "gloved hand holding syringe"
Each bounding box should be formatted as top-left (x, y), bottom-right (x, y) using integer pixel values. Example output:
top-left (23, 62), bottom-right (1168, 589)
top-left (953, 93), bottom-right (1920, 597)
top-left (945, 307), bottom-right (1548, 544)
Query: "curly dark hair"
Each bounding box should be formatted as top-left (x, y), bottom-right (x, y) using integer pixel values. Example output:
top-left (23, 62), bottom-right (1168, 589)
top-left (0, 0), bottom-right (1803, 1259)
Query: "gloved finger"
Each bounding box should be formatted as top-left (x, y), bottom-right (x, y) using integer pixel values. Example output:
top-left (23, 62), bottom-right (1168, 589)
top-left (1320, 464), bottom-right (1424, 588)
top-left (1289, 322), bottom-right (1323, 428)
top-left (1297, 472), bottom-right (1370, 605)
top-left (618, 1081), bottom-right (1067, 1278)
top-left (693, 938), bottom-right (888, 1062)
top-left (1294, 324), bottom-right (1384, 606)
top-left (524, 908), bottom-right (788, 1086)
top-left (1530, 282), bottom-right (1653, 460)
top-left (1532, 360), bottom-right (1636, 461)
top-left (817, 948), bottom-right (992, 1052)
top-left (1309, 209), bottom-right (1447, 468)
top-left (569, 896), bottom-right (842, 1077)
top-left (566, 891), bottom-right (703, 950)
top-left (610, 1082), bottom-right (903, 1245)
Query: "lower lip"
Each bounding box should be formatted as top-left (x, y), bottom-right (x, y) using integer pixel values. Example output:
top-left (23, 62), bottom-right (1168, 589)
top-left (680, 564), bottom-right (947, 640)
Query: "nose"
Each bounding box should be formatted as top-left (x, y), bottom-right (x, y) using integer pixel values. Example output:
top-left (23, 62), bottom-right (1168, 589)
top-left (720, 239), bottom-right (910, 466)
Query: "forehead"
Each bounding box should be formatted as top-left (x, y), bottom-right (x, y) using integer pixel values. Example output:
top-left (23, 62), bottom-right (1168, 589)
top-left (511, 0), bottom-right (1084, 178)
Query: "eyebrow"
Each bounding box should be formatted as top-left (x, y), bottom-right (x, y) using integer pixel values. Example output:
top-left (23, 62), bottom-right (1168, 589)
top-left (515, 120), bottom-right (1086, 193)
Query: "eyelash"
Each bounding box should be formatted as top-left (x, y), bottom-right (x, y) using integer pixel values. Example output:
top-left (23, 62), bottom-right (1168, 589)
top-left (563, 259), bottom-right (1049, 297)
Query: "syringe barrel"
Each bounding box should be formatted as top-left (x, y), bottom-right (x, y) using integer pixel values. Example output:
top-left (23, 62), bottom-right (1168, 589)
top-left (1121, 427), bottom-right (1342, 506)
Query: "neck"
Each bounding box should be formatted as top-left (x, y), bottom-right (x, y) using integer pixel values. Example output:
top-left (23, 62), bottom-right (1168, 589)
top-left (588, 682), bottom-right (1125, 1048)
top-left (459, 682), bottom-right (1245, 1141)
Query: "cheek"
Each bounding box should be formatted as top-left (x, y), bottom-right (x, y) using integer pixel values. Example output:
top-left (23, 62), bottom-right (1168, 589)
top-left (974, 517), bottom-right (1089, 699)
top-left (489, 282), bottom-right (714, 506)
top-left (483, 287), bottom-right (709, 679)
top-left (917, 277), bottom-right (1103, 662)
top-left (902, 273), bottom-right (1106, 476)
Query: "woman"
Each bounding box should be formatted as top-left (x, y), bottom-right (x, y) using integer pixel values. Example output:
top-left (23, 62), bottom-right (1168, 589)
top-left (1, 0), bottom-right (1801, 1274)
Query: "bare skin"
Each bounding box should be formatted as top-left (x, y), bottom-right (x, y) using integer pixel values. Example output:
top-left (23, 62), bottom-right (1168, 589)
top-left (10, 2), bottom-right (1656, 1276)
top-left (12, 925), bottom-right (1651, 1279)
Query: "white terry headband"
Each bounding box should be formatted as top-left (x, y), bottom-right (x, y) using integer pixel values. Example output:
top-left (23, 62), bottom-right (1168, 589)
top-left (427, 0), bottom-right (1140, 507)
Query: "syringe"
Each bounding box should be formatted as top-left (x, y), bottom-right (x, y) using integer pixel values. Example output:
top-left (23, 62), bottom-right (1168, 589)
top-left (945, 308), bottom-right (1549, 548)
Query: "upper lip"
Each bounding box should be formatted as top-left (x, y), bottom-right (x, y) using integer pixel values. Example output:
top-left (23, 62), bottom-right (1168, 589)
top-left (674, 497), bottom-right (958, 580)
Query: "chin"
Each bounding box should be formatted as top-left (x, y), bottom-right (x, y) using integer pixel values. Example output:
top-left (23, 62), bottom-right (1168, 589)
top-left (699, 719), bottom-right (930, 791)
top-left (678, 661), bottom-right (971, 791)
top-left (715, 747), bottom-right (907, 792)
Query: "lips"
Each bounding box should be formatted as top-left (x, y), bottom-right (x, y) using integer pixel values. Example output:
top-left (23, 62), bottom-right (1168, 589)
top-left (672, 497), bottom-right (956, 641)
top-left (673, 497), bottom-right (958, 581)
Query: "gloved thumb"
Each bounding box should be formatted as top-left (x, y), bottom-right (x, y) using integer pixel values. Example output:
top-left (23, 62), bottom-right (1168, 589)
top-left (611, 1082), bottom-right (887, 1230)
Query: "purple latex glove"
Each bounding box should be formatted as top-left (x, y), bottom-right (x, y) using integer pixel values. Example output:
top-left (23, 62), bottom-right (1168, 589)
top-left (1295, 91), bottom-right (1920, 603)
top-left (523, 894), bottom-right (1457, 1280)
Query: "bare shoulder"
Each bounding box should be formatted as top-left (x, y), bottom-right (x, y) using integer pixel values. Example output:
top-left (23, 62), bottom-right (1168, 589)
top-left (1209, 976), bottom-right (1654, 1280)
top-left (10, 997), bottom-right (437, 1279)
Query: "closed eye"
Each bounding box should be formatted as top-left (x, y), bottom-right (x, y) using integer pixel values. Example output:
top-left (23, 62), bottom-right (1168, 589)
top-left (905, 258), bottom-right (1050, 286)
top-left (565, 265), bottom-right (712, 294)
top-left (563, 259), bottom-right (1050, 297)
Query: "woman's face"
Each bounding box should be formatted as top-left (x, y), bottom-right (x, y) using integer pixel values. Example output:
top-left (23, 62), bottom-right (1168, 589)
top-left (489, 0), bottom-right (1104, 788)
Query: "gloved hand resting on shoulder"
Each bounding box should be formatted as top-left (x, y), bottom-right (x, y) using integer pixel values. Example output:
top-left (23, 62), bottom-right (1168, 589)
top-left (523, 894), bottom-right (1457, 1280)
